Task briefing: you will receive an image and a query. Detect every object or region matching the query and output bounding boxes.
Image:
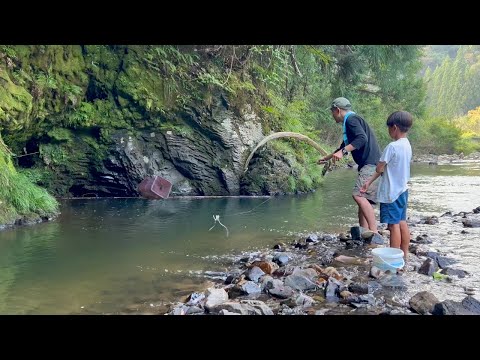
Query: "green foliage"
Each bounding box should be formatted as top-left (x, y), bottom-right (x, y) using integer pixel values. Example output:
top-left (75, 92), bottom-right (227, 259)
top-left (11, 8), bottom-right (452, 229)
top-left (0, 134), bottom-right (58, 224)
top-left (0, 45), bottom-right (17, 59)
top-left (425, 45), bottom-right (480, 118)
top-left (5, 173), bottom-right (58, 216)
top-left (454, 134), bottom-right (480, 154)
top-left (159, 121), bottom-right (194, 138)
top-left (409, 116), bottom-right (463, 154)
top-left (18, 168), bottom-right (55, 187)
top-left (287, 176), bottom-right (296, 193)
top-left (47, 128), bottom-right (73, 142)
top-left (39, 143), bottom-right (69, 166)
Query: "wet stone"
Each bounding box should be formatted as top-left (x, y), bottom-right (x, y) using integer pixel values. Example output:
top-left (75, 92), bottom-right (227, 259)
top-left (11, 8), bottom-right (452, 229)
top-left (436, 256), bottom-right (456, 269)
top-left (414, 234), bottom-right (433, 244)
top-left (273, 243), bottom-right (286, 251)
top-left (246, 266), bottom-right (265, 283)
top-left (186, 292), bottom-right (205, 306)
top-left (370, 233), bottom-right (385, 245)
top-left (273, 253), bottom-right (289, 267)
top-left (348, 283), bottom-right (369, 295)
top-left (339, 233), bottom-right (351, 242)
top-left (378, 274), bottom-right (408, 291)
top-left (409, 291), bottom-right (439, 315)
top-left (240, 281), bottom-right (262, 296)
top-left (462, 219), bottom-right (480, 228)
top-left (306, 234), bottom-right (319, 243)
top-left (350, 226), bottom-right (368, 240)
top-left (186, 306), bottom-right (204, 315)
top-left (418, 258), bottom-right (438, 276)
top-left (268, 285), bottom-right (295, 299)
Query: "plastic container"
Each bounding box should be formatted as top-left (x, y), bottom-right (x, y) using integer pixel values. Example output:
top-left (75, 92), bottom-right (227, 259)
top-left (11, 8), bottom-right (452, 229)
top-left (371, 247), bottom-right (405, 272)
top-left (138, 176), bottom-right (172, 199)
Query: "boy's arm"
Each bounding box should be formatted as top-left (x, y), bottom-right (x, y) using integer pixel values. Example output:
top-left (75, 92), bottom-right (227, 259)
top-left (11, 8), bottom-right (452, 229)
top-left (360, 161), bottom-right (386, 193)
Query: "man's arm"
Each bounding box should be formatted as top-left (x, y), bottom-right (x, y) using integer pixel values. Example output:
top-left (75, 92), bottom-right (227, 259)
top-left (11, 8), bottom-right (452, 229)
top-left (318, 141), bottom-right (345, 164)
top-left (347, 117), bottom-right (367, 150)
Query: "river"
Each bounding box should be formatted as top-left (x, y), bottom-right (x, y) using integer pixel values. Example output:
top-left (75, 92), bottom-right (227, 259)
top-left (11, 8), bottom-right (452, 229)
top-left (1, 162), bottom-right (479, 314)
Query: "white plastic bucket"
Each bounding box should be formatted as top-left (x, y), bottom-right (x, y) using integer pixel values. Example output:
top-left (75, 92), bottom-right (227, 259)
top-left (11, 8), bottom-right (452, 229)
top-left (371, 247), bottom-right (405, 272)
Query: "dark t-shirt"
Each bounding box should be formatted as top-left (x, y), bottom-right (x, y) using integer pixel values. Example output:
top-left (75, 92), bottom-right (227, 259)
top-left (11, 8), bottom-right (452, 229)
top-left (335, 113), bottom-right (381, 170)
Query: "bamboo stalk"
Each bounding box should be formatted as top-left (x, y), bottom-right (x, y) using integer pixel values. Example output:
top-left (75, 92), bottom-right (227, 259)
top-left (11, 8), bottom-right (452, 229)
top-left (244, 132), bottom-right (329, 173)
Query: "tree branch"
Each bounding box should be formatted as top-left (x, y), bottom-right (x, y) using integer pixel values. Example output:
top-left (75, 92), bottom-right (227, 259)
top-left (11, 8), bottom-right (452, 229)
top-left (290, 45), bottom-right (303, 77)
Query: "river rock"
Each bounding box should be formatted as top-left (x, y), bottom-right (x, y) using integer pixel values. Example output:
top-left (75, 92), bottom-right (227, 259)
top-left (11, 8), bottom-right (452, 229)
top-left (462, 219), bottom-right (480, 228)
top-left (249, 260), bottom-right (278, 275)
top-left (409, 291), bottom-right (439, 314)
top-left (284, 273), bottom-right (317, 291)
top-left (186, 306), bottom-right (204, 315)
top-left (186, 292), bottom-right (205, 306)
top-left (348, 283), bottom-right (369, 295)
top-left (418, 258), bottom-right (438, 276)
top-left (440, 268), bottom-right (468, 278)
top-left (423, 216), bottom-right (439, 225)
top-left (306, 234), bottom-right (319, 243)
top-left (268, 285), bottom-right (295, 299)
top-left (273, 253), bottom-right (289, 266)
top-left (436, 256), bottom-right (456, 269)
top-left (413, 234), bottom-right (433, 244)
top-left (246, 266), bottom-right (265, 283)
top-left (211, 300), bottom-right (273, 315)
top-left (433, 296), bottom-right (480, 315)
top-left (204, 288), bottom-right (229, 310)
top-left (351, 226), bottom-right (368, 240)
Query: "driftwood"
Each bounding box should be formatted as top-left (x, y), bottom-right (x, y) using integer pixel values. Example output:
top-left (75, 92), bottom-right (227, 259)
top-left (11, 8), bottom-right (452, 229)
top-left (244, 132), bottom-right (329, 173)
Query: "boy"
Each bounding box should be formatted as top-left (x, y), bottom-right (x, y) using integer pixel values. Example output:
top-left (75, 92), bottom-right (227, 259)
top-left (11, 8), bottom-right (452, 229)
top-left (360, 111), bottom-right (413, 261)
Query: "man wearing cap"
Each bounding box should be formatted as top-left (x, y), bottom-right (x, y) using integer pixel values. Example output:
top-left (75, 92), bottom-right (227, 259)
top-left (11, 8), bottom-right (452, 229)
top-left (318, 97), bottom-right (382, 233)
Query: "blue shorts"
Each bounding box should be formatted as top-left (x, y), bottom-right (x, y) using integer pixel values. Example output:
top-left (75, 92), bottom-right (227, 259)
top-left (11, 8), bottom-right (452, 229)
top-left (380, 190), bottom-right (408, 225)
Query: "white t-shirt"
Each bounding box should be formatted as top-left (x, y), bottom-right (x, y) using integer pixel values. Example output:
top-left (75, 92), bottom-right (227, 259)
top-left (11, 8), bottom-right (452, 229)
top-left (376, 137), bottom-right (412, 203)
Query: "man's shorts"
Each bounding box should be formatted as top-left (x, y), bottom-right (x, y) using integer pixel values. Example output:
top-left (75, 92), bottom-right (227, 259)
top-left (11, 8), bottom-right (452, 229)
top-left (352, 164), bottom-right (379, 204)
top-left (380, 190), bottom-right (409, 224)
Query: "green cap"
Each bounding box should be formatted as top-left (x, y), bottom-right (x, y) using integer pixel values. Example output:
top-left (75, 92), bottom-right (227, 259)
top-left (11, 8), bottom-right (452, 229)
top-left (329, 97), bottom-right (352, 110)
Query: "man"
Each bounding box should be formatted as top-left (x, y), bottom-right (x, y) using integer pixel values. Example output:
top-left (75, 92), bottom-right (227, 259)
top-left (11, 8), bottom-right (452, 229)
top-left (318, 97), bottom-right (382, 233)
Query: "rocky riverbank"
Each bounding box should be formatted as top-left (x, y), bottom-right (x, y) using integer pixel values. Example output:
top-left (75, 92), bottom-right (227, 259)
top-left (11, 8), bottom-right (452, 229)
top-left (161, 206), bottom-right (480, 315)
top-left (413, 151), bottom-right (480, 164)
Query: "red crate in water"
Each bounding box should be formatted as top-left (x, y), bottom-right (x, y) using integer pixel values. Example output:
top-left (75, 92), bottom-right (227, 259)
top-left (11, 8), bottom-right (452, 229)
top-left (138, 176), bottom-right (172, 199)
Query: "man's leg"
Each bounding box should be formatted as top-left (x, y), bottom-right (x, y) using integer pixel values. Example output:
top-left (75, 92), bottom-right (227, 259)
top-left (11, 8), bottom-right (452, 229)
top-left (352, 165), bottom-right (379, 233)
top-left (353, 195), bottom-right (378, 233)
top-left (358, 207), bottom-right (368, 228)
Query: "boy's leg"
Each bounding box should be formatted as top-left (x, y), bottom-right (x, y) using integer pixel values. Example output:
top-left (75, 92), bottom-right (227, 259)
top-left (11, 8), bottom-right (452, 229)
top-left (399, 190), bottom-right (410, 261)
top-left (388, 223), bottom-right (401, 248)
top-left (381, 190), bottom-right (409, 258)
top-left (400, 221), bottom-right (410, 261)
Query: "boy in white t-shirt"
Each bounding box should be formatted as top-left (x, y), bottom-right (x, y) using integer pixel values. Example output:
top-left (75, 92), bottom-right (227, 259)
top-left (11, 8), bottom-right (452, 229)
top-left (360, 111), bottom-right (413, 261)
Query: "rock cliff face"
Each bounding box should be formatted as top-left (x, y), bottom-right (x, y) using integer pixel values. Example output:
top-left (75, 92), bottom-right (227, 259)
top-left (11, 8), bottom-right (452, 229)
top-left (93, 101), bottom-right (265, 197)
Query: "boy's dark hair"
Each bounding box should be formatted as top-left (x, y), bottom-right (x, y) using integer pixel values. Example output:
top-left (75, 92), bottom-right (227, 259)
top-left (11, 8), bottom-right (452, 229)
top-left (386, 111), bottom-right (413, 133)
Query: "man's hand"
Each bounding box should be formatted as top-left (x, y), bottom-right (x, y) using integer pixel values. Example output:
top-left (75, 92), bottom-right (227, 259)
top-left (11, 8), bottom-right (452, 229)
top-left (332, 150), bottom-right (343, 163)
